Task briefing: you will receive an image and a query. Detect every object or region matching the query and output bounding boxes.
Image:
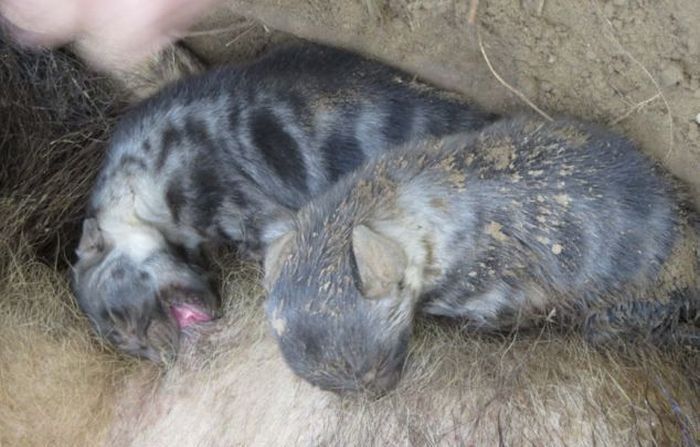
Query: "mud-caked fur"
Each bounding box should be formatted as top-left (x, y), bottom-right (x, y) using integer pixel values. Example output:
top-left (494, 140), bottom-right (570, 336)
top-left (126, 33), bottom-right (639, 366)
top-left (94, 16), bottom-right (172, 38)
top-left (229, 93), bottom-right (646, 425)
top-left (264, 115), bottom-right (700, 393)
top-left (72, 43), bottom-right (494, 361)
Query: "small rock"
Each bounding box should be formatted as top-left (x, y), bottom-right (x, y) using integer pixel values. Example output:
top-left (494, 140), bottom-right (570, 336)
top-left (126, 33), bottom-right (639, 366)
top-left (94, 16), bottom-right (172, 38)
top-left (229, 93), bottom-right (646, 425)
top-left (547, 55), bottom-right (557, 64)
top-left (695, 112), bottom-right (700, 125)
top-left (660, 62), bottom-right (684, 87)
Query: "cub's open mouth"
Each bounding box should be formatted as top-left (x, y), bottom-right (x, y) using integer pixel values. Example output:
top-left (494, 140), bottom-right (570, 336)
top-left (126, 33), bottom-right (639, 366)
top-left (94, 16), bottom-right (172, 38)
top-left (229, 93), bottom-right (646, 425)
top-left (170, 303), bottom-right (213, 329)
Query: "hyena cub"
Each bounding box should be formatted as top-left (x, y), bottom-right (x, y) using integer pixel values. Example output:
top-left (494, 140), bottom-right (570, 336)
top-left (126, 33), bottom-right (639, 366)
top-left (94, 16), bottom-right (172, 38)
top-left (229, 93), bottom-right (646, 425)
top-left (72, 43), bottom-right (494, 362)
top-left (264, 115), bottom-right (699, 393)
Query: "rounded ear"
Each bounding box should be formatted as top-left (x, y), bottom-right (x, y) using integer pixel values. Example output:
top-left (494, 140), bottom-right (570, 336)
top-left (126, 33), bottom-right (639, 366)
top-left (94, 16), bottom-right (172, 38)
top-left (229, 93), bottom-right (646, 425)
top-left (76, 218), bottom-right (106, 260)
top-left (263, 231), bottom-right (296, 291)
top-left (352, 224), bottom-right (407, 300)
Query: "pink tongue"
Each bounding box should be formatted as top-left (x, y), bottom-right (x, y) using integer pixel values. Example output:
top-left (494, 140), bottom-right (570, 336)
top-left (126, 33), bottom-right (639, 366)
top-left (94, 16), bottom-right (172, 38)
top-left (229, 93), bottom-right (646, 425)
top-left (170, 304), bottom-right (212, 329)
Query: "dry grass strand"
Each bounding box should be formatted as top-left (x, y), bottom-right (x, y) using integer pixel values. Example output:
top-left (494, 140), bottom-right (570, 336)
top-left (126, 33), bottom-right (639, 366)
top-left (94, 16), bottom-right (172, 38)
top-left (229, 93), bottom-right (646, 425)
top-left (476, 28), bottom-right (554, 122)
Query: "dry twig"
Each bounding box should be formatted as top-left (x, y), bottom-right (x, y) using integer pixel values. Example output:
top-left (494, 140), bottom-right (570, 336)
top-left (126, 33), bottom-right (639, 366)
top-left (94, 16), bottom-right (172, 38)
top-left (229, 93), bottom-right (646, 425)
top-left (477, 29), bottom-right (553, 121)
top-left (591, 0), bottom-right (674, 159)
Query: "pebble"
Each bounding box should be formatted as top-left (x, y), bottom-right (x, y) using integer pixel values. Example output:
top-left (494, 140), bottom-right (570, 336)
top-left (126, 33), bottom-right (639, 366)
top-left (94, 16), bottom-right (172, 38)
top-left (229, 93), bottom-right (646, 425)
top-left (695, 113), bottom-right (700, 125)
top-left (660, 62), bottom-right (684, 87)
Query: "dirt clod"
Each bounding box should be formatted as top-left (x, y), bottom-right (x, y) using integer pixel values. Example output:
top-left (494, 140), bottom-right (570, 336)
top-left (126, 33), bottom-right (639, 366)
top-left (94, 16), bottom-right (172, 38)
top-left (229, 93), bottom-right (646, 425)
top-left (660, 62), bottom-right (685, 87)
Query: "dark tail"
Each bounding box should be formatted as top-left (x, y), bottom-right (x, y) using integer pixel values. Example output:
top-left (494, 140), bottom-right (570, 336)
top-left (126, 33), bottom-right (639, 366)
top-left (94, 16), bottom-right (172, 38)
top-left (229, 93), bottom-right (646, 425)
top-left (583, 287), bottom-right (699, 348)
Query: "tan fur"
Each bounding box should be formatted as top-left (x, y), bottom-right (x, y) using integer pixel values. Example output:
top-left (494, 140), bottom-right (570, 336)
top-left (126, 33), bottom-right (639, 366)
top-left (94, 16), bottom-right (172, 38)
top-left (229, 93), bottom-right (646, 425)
top-left (0, 249), bottom-right (128, 446)
top-left (106, 263), bottom-right (700, 446)
top-left (103, 43), bottom-right (205, 101)
top-left (1, 237), bottom-right (698, 446)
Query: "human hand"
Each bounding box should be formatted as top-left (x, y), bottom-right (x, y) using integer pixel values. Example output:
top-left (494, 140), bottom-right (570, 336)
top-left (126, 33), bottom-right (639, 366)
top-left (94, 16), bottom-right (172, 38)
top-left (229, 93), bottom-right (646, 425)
top-left (0, 0), bottom-right (218, 70)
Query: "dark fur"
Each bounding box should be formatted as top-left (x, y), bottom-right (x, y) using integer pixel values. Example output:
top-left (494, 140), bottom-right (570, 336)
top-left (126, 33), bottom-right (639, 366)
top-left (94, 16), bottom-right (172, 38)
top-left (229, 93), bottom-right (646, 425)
top-left (264, 115), bottom-right (700, 393)
top-left (72, 43), bottom-right (494, 361)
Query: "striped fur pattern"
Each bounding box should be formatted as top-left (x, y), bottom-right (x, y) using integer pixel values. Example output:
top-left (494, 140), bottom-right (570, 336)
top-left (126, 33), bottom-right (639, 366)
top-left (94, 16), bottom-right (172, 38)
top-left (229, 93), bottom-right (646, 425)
top-left (264, 115), bottom-right (700, 393)
top-left (72, 43), bottom-right (494, 361)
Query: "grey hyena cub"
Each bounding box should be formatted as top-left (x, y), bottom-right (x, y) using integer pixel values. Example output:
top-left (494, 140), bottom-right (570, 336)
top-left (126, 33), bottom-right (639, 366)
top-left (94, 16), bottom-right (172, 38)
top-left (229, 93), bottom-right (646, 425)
top-left (264, 115), bottom-right (699, 393)
top-left (72, 43), bottom-right (494, 362)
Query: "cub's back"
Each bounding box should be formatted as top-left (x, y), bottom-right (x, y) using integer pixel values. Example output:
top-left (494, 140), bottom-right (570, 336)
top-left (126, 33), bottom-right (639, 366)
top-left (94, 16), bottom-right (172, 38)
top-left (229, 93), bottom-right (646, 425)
top-left (92, 43), bottom-right (493, 229)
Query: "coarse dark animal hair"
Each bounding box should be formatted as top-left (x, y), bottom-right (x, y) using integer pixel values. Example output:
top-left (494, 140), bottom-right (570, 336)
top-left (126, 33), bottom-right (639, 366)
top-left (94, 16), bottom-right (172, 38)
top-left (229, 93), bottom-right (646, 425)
top-left (0, 27), bottom-right (120, 263)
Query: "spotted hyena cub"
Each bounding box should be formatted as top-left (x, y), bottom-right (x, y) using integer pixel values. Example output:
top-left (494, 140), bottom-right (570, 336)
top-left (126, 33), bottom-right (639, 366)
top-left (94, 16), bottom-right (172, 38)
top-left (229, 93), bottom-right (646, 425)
top-left (264, 115), bottom-right (700, 393)
top-left (72, 43), bottom-right (494, 362)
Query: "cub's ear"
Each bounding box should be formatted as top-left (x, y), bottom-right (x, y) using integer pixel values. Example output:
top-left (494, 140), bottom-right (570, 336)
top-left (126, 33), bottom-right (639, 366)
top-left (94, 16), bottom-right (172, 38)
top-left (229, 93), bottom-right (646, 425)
top-left (352, 225), bottom-right (407, 300)
top-left (263, 231), bottom-right (296, 291)
top-left (76, 218), bottom-right (106, 260)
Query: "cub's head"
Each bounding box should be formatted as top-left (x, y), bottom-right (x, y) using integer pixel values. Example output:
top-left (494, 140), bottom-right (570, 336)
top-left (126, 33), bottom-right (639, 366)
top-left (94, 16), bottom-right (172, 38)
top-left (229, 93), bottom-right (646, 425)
top-left (264, 222), bottom-right (420, 394)
top-left (72, 218), bottom-right (218, 362)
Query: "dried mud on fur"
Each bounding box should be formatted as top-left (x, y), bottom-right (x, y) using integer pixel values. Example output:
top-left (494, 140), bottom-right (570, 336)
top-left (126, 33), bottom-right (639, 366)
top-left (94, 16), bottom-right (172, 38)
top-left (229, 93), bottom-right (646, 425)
top-left (2, 3), bottom-right (700, 446)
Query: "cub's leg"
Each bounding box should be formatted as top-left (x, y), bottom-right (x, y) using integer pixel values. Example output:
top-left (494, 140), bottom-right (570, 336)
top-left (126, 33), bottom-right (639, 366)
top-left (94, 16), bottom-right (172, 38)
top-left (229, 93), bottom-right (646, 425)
top-left (582, 292), bottom-right (699, 347)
